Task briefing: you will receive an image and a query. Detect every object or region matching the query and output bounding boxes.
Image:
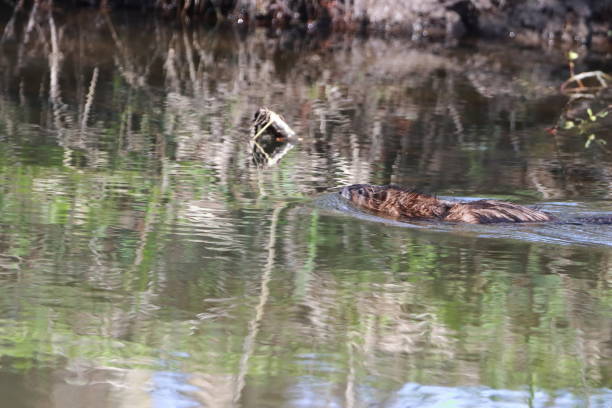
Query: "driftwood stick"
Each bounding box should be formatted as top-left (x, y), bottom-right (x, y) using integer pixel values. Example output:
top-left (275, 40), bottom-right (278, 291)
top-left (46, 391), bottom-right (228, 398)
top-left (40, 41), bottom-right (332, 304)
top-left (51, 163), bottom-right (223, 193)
top-left (251, 139), bottom-right (272, 162)
top-left (252, 116), bottom-right (274, 141)
top-left (250, 107), bottom-right (299, 167)
top-left (561, 70), bottom-right (611, 94)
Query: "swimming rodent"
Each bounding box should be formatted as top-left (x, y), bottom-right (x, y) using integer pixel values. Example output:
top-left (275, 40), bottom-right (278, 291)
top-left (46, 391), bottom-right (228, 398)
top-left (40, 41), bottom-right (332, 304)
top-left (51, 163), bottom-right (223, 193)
top-left (340, 184), bottom-right (612, 224)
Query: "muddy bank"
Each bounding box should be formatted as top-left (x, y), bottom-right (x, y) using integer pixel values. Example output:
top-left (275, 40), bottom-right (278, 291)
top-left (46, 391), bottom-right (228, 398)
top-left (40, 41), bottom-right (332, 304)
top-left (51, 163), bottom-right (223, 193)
top-left (3, 0), bottom-right (611, 49)
top-left (251, 0), bottom-right (612, 48)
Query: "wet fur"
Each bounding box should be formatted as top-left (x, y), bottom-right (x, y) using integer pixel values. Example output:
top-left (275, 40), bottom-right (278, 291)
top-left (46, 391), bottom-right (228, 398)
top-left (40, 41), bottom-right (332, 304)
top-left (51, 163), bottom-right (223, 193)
top-left (340, 184), bottom-right (553, 224)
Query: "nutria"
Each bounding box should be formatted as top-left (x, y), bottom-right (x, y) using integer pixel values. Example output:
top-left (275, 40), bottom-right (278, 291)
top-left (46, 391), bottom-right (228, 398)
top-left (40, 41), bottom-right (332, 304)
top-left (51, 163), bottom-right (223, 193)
top-left (340, 184), bottom-right (554, 224)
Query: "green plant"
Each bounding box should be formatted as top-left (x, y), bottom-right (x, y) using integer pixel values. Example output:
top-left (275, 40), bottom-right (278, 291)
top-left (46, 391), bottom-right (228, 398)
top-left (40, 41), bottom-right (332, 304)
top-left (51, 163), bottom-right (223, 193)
top-left (561, 106), bottom-right (610, 149)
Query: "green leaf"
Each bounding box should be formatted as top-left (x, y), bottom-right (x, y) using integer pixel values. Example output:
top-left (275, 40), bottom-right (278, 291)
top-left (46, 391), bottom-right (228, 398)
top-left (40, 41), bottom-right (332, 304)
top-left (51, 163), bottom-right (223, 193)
top-left (568, 51), bottom-right (579, 61)
top-left (562, 120), bottom-right (575, 129)
top-left (585, 134), bottom-right (596, 148)
top-left (587, 108), bottom-right (596, 121)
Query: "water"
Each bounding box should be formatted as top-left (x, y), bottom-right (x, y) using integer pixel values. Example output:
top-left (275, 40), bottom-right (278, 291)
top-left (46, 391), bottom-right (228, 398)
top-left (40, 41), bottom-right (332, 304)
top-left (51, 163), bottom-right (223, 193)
top-left (0, 10), bottom-right (611, 408)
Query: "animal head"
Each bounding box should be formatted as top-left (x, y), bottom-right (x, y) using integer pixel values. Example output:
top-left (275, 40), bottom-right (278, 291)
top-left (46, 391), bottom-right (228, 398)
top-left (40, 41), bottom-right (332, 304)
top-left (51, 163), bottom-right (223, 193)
top-left (340, 184), bottom-right (392, 205)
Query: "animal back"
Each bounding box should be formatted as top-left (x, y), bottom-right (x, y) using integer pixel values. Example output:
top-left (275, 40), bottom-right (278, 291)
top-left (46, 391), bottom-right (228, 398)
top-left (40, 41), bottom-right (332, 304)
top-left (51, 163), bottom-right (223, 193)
top-left (444, 200), bottom-right (552, 224)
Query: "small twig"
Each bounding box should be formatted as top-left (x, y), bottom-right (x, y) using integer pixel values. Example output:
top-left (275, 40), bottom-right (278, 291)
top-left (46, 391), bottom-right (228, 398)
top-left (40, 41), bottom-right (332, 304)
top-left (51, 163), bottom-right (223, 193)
top-left (561, 70), bottom-right (611, 94)
top-left (251, 115), bottom-right (274, 141)
top-left (251, 139), bottom-right (272, 162)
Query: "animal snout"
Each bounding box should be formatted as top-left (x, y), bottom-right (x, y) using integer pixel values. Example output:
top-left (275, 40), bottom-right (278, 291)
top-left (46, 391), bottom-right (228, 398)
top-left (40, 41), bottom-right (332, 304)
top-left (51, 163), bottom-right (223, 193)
top-left (339, 186), bottom-right (352, 200)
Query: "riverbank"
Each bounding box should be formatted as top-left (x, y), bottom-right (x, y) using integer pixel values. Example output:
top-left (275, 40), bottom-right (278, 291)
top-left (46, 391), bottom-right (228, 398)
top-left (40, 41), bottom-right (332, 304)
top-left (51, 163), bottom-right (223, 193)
top-left (2, 0), bottom-right (612, 50)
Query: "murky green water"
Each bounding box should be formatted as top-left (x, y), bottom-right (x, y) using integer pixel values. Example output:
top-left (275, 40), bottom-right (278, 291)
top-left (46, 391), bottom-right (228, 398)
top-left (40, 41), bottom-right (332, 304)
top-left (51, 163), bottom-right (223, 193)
top-left (0, 10), bottom-right (611, 408)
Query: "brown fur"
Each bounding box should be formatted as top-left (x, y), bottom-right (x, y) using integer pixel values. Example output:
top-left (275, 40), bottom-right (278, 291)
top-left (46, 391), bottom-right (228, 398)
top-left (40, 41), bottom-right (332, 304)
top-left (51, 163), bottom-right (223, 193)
top-left (340, 184), bottom-right (552, 224)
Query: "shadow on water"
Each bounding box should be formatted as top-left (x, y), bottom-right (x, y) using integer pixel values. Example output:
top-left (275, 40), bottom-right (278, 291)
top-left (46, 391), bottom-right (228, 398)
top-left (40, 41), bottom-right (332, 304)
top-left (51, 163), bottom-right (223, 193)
top-left (0, 9), bottom-right (611, 408)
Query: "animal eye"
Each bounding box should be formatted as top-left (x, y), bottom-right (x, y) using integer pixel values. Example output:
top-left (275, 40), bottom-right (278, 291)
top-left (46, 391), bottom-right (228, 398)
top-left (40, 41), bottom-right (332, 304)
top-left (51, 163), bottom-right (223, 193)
top-left (357, 188), bottom-right (365, 195)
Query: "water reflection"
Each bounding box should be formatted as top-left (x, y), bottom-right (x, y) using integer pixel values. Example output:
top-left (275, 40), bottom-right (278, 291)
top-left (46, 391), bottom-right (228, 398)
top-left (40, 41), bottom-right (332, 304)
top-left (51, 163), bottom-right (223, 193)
top-left (387, 383), bottom-right (612, 408)
top-left (0, 9), bottom-right (611, 408)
